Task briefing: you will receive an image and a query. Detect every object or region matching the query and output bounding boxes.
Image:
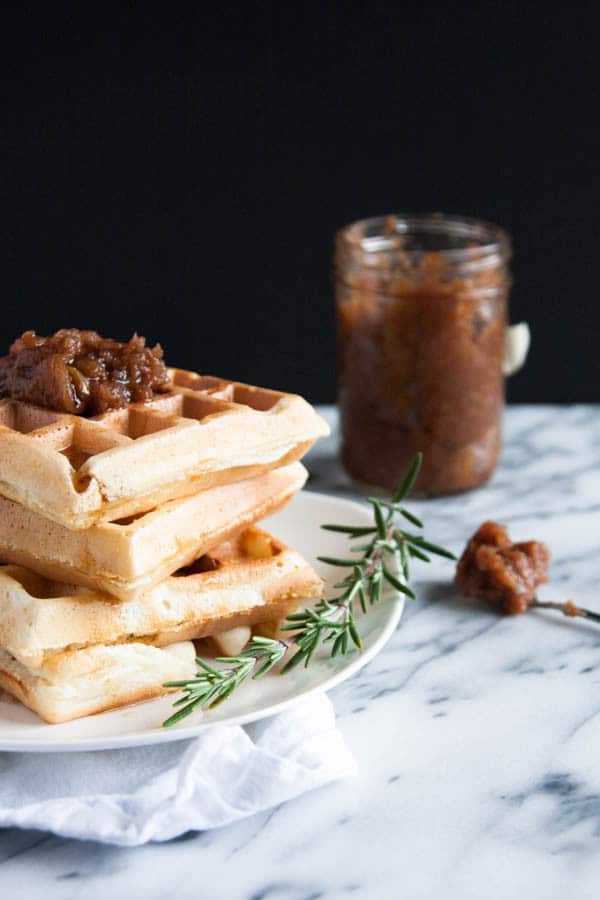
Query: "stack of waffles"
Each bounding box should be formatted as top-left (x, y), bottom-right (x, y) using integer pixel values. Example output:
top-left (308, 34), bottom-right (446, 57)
top-left (0, 370), bottom-right (329, 723)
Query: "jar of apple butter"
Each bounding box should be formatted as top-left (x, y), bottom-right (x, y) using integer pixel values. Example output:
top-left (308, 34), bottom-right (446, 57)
top-left (335, 214), bottom-right (513, 495)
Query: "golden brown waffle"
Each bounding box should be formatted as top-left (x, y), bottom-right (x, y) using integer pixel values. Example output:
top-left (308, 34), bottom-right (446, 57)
top-left (0, 462), bottom-right (306, 601)
top-left (0, 641), bottom-right (196, 724)
top-left (0, 369), bottom-right (329, 529)
top-left (0, 526), bottom-right (324, 668)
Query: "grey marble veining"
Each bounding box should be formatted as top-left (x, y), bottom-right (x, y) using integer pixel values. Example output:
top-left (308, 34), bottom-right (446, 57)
top-left (2, 405), bottom-right (600, 899)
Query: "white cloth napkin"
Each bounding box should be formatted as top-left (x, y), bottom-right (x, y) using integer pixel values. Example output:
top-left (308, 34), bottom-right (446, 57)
top-left (0, 693), bottom-right (356, 846)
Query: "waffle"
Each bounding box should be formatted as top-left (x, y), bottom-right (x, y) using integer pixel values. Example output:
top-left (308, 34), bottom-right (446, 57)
top-left (0, 462), bottom-right (306, 601)
top-left (0, 369), bottom-right (329, 529)
top-left (0, 641), bottom-right (196, 724)
top-left (0, 526), bottom-right (324, 668)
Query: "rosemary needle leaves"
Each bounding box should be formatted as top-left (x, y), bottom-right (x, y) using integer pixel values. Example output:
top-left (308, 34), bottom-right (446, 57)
top-left (163, 452), bottom-right (455, 727)
top-left (163, 638), bottom-right (286, 728)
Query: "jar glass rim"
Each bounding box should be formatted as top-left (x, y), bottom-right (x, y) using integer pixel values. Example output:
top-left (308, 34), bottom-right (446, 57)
top-left (337, 213), bottom-right (512, 263)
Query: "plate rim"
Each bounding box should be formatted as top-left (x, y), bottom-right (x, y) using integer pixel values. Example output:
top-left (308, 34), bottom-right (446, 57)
top-left (0, 490), bottom-right (404, 752)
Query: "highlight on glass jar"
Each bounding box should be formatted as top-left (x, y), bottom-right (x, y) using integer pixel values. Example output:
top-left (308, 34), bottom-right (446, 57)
top-left (334, 213), bottom-right (529, 497)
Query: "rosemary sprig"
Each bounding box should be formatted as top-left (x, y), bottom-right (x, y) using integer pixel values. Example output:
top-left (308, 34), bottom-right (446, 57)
top-left (163, 637), bottom-right (286, 728)
top-left (163, 452), bottom-right (455, 727)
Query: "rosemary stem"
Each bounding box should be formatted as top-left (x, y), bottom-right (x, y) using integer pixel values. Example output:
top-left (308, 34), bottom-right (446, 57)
top-left (361, 524), bottom-right (396, 578)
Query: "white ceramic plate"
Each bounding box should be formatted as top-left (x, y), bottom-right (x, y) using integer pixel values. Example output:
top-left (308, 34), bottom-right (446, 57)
top-left (0, 491), bottom-right (404, 752)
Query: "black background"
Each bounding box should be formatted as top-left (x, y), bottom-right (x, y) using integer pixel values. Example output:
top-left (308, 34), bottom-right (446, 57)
top-left (1, 5), bottom-right (598, 403)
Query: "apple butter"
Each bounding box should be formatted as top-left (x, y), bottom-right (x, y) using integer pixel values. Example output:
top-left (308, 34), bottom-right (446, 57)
top-left (335, 214), bottom-right (512, 495)
top-left (0, 329), bottom-right (170, 415)
top-left (455, 520), bottom-right (550, 614)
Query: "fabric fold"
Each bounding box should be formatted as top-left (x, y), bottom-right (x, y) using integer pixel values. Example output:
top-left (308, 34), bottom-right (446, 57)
top-left (0, 693), bottom-right (356, 846)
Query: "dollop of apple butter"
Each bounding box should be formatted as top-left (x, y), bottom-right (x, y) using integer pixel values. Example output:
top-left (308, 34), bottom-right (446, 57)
top-left (0, 329), bottom-right (171, 415)
top-left (455, 520), bottom-right (550, 614)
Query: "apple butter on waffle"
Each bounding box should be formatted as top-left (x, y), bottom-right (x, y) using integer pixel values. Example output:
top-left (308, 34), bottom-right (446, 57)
top-left (0, 329), bottom-right (171, 415)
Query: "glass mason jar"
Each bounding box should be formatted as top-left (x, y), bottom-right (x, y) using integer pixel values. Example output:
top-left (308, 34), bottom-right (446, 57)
top-left (334, 214), bottom-right (512, 495)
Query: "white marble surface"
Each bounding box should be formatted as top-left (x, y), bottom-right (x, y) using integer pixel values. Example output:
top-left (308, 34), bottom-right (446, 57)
top-left (2, 405), bottom-right (600, 899)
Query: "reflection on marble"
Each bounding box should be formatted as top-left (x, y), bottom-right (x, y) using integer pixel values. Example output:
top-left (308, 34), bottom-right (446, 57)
top-left (2, 406), bottom-right (600, 899)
